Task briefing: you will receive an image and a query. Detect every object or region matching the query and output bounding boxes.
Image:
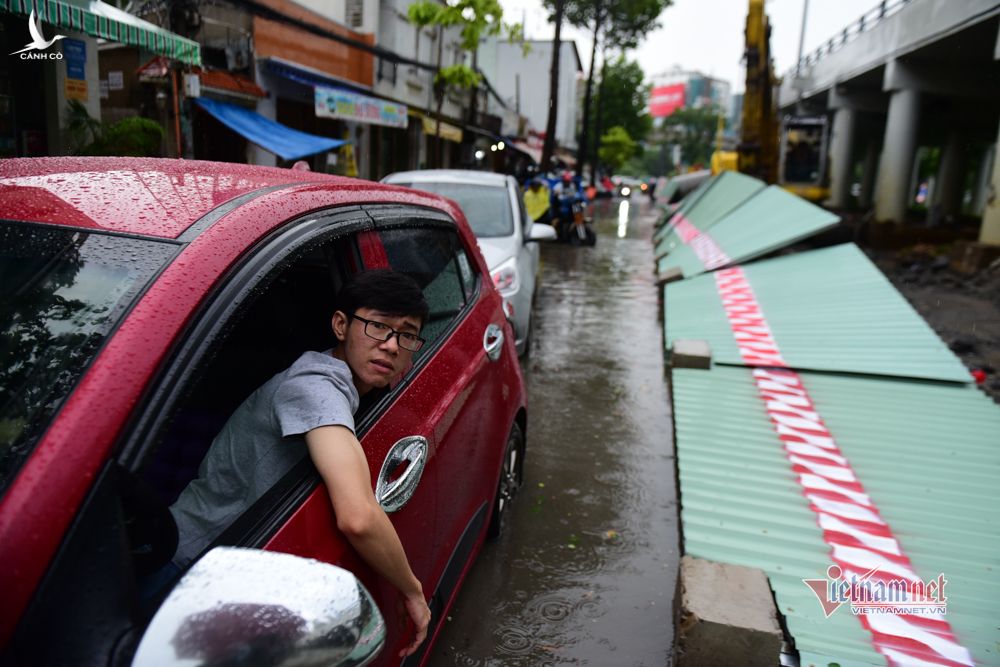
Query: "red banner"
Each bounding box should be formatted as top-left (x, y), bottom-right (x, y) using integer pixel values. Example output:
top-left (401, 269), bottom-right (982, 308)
top-left (648, 83), bottom-right (686, 118)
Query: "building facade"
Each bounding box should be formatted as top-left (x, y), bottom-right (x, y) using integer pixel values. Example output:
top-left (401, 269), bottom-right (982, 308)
top-left (479, 39), bottom-right (582, 151)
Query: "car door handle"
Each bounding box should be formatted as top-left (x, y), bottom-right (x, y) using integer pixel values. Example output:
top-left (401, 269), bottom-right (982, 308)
top-left (375, 436), bottom-right (428, 513)
top-left (484, 323), bottom-right (504, 362)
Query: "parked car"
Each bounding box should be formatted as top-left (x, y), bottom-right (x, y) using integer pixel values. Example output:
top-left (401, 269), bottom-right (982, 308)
top-left (0, 157), bottom-right (527, 666)
top-left (380, 169), bottom-right (556, 356)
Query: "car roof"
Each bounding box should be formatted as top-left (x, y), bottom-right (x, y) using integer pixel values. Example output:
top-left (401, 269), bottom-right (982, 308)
top-left (0, 157), bottom-right (430, 240)
top-left (382, 169), bottom-right (510, 187)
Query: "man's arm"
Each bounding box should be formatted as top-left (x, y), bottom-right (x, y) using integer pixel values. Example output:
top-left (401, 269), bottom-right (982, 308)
top-left (305, 425), bottom-right (431, 658)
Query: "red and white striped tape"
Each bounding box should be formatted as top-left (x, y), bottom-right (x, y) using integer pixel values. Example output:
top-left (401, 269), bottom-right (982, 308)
top-left (712, 266), bottom-right (973, 667)
top-left (671, 217), bottom-right (731, 270)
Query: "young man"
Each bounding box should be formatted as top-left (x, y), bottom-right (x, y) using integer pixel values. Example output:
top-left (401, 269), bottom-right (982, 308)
top-left (168, 269), bottom-right (432, 658)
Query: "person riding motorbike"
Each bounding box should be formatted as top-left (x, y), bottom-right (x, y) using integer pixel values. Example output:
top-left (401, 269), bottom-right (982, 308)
top-left (550, 172), bottom-right (595, 246)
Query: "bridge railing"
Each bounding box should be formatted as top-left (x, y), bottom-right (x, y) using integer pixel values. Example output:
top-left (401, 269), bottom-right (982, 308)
top-left (791, 0), bottom-right (913, 74)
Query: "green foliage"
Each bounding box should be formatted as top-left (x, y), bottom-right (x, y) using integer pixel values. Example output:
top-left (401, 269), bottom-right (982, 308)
top-left (598, 126), bottom-right (636, 172)
top-left (86, 116), bottom-right (165, 157)
top-left (661, 105), bottom-right (721, 167)
top-left (437, 64), bottom-right (482, 88)
top-left (64, 100), bottom-right (102, 152)
top-left (406, 2), bottom-right (446, 28)
top-left (562, 0), bottom-right (670, 49)
top-left (591, 56), bottom-right (652, 143)
top-left (64, 101), bottom-right (164, 157)
top-left (622, 143), bottom-right (673, 177)
top-left (407, 0), bottom-right (522, 90)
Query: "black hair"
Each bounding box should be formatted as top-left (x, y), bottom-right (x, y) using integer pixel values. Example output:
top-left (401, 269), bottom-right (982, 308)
top-left (337, 269), bottom-right (429, 324)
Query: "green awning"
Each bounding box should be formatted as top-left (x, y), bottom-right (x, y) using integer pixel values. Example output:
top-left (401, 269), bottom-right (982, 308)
top-left (2, 0), bottom-right (201, 65)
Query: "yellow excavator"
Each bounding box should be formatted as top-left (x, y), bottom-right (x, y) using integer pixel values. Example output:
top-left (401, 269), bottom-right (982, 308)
top-left (713, 0), bottom-right (830, 202)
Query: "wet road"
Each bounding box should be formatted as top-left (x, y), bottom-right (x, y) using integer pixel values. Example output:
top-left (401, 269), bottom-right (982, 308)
top-left (427, 196), bottom-right (680, 666)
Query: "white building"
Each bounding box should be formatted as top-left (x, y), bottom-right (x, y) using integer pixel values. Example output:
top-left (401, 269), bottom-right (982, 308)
top-left (479, 39), bottom-right (583, 151)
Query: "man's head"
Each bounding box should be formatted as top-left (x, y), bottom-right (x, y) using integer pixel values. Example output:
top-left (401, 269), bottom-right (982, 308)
top-left (331, 269), bottom-right (429, 395)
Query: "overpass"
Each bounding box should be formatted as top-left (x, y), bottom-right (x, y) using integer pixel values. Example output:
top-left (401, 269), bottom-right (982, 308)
top-left (777, 0), bottom-right (1000, 244)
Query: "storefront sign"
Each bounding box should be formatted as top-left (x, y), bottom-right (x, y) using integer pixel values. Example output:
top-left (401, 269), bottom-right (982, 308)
top-left (65, 78), bottom-right (88, 101)
top-left (63, 38), bottom-right (86, 81)
top-left (420, 115), bottom-right (462, 143)
top-left (314, 86), bottom-right (407, 128)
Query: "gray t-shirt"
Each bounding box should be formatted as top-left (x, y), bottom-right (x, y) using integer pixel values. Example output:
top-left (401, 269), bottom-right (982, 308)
top-left (170, 350), bottom-right (359, 566)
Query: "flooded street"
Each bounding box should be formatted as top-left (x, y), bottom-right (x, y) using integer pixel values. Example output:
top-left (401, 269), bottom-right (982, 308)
top-left (427, 196), bottom-right (680, 666)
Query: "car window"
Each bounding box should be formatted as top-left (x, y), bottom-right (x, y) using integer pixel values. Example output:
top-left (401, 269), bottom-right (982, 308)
top-left (8, 222), bottom-right (361, 664)
top-left (129, 214), bottom-right (474, 584)
top-left (392, 182), bottom-right (513, 238)
top-left (376, 226), bottom-right (470, 357)
top-left (456, 247), bottom-right (476, 300)
top-left (0, 222), bottom-right (175, 497)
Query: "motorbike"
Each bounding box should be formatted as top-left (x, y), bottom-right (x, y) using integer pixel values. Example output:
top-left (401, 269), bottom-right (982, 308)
top-left (552, 192), bottom-right (596, 247)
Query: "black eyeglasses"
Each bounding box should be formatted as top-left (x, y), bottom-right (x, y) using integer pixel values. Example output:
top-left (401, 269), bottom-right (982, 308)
top-left (351, 314), bottom-right (425, 352)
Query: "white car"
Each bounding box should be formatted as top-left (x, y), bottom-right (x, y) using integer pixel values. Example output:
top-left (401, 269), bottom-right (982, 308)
top-left (382, 169), bottom-right (556, 356)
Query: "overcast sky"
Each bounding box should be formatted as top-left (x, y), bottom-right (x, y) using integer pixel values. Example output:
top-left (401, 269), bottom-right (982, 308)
top-left (499, 0), bottom-right (880, 93)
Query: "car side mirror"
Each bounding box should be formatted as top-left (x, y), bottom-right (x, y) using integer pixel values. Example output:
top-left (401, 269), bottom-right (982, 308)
top-left (527, 222), bottom-right (558, 243)
top-left (132, 547), bottom-right (385, 667)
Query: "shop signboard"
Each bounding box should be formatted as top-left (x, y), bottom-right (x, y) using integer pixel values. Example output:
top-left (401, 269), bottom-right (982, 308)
top-left (315, 86), bottom-right (407, 129)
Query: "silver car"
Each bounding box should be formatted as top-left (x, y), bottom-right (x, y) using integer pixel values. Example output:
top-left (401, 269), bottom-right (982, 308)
top-left (382, 170), bottom-right (556, 356)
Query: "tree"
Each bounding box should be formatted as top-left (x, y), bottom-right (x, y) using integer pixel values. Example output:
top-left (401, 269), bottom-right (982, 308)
top-left (621, 143), bottom-right (674, 177)
top-left (407, 0), bottom-right (521, 164)
top-left (587, 55), bottom-right (650, 178)
top-left (64, 100), bottom-right (165, 157)
top-left (540, 0), bottom-right (565, 171)
top-left (662, 106), bottom-right (721, 168)
top-left (549, 0), bottom-right (670, 181)
top-left (598, 126), bottom-right (636, 172)
top-left (591, 56), bottom-right (651, 148)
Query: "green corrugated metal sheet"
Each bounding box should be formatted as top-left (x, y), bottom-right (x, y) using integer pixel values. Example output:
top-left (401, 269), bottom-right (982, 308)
top-left (673, 365), bottom-right (1000, 666)
top-left (654, 171), bottom-right (765, 253)
top-left (654, 178), bottom-right (680, 208)
top-left (653, 175), bottom-right (715, 242)
top-left (656, 185), bottom-right (841, 277)
top-left (664, 243), bottom-right (971, 382)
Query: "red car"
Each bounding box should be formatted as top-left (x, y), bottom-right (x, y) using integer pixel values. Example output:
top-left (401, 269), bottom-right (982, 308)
top-left (0, 157), bottom-right (526, 666)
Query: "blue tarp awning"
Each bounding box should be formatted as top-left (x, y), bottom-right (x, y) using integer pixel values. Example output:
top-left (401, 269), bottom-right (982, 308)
top-left (193, 97), bottom-right (348, 161)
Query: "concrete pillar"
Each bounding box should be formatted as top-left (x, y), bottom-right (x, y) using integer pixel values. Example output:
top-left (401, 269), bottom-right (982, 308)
top-left (827, 107), bottom-right (857, 208)
top-left (859, 140), bottom-right (879, 209)
top-left (932, 130), bottom-right (966, 221)
top-left (875, 88), bottom-right (921, 222)
top-left (980, 118), bottom-right (1000, 245)
top-left (971, 143), bottom-right (994, 216)
top-left (927, 129), bottom-right (966, 226)
top-left (249, 72), bottom-right (277, 167)
top-left (46, 32), bottom-right (101, 156)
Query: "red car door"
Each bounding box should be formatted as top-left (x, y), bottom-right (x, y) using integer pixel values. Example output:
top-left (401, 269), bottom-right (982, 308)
top-left (367, 208), bottom-right (525, 660)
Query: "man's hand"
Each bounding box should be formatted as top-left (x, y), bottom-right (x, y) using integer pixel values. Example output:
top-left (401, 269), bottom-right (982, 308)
top-left (306, 426), bottom-right (432, 658)
top-left (400, 591), bottom-right (431, 657)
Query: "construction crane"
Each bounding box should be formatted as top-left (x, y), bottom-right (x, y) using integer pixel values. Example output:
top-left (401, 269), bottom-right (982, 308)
top-left (713, 0), bottom-right (830, 202)
top-left (738, 0), bottom-right (779, 183)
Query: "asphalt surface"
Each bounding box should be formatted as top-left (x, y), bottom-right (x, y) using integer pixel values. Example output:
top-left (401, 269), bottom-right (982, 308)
top-left (426, 196), bottom-right (680, 666)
